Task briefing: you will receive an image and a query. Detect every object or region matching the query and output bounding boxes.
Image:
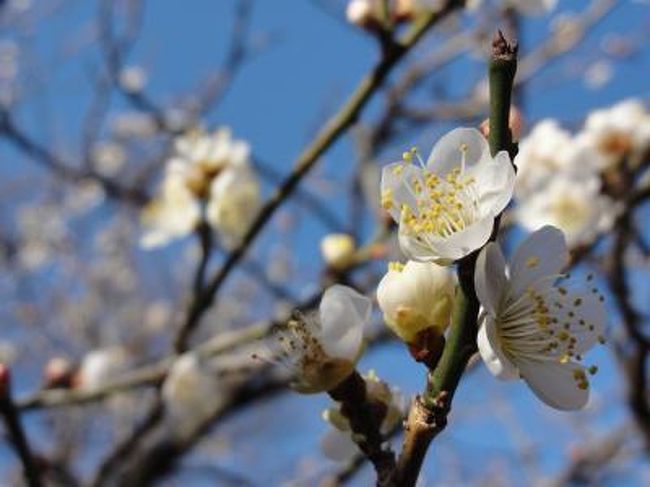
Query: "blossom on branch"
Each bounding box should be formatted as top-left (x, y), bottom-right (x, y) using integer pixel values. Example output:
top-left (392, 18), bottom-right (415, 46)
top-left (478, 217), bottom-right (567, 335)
top-left (262, 285), bottom-right (371, 394)
top-left (377, 260), bottom-right (455, 343)
top-left (320, 370), bottom-right (405, 462)
top-left (381, 128), bottom-right (515, 264)
top-left (474, 226), bottom-right (606, 410)
top-left (140, 127), bottom-right (260, 248)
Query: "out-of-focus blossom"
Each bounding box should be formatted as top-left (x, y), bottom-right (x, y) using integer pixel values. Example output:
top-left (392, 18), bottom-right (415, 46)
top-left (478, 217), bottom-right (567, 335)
top-left (119, 66), bottom-right (148, 93)
top-left (162, 353), bottom-right (221, 419)
top-left (468, 0), bottom-right (557, 15)
top-left (77, 348), bottom-right (129, 391)
top-left (43, 357), bottom-right (75, 389)
top-left (0, 342), bottom-right (17, 365)
top-left (583, 61), bottom-right (614, 90)
top-left (513, 120), bottom-right (575, 198)
top-left (140, 170), bottom-right (201, 248)
top-left (580, 99), bottom-right (650, 170)
top-left (263, 285), bottom-right (371, 394)
top-left (111, 111), bottom-right (157, 139)
top-left (321, 370), bottom-right (405, 461)
top-left (475, 226), bottom-right (606, 410)
top-left (377, 260), bottom-right (455, 342)
top-left (140, 127), bottom-right (260, 248)
top-left (320, 233), bottom-right (357, 270)
top-left (91, 141), bottom-right (126, 176)
top-left (64, 179), bottom-right (105, 215)
top-left (205, 164), bottom-right (260, 248)
top-left (381, 128), bottom-right (515, 264)
top-left (515, 173), bottom-right (619, 247)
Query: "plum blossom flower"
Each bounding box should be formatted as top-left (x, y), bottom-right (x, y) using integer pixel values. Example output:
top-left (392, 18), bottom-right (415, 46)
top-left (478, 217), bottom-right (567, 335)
top-left (515, 173), bottom-right (619, 247)
top-left (162, 353), bottom-right (223, 420)
top-left (381, 128), bottom-right (515, 264)
top-left (140, 127), bottom-right (260, 248)
top-left (320, 233), bottom-right (357, 270)
top-left (474, 226), bottom-right (606, 410)
top-left (579, 99), bottom-right (650, 170)
top-left (377, 260), bottom-right (456, 342)
top-left (320, 370), bottom-right (405, 462)
top-left (264, 285), bottom-right (371, 394)
top-left (77, 348), bottom-right (130, 391)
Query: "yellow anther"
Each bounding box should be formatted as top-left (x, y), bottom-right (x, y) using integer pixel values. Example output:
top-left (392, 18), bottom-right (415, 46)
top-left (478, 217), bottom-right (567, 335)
top-left (525, 256), bottom-right (540, 268)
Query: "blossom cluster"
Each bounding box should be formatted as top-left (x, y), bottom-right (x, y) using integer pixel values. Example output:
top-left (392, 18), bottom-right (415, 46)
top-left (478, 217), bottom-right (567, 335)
top-left (514, 99), bottom-right (650, 246)
top-left (140, 127), bottom-right (261, 249)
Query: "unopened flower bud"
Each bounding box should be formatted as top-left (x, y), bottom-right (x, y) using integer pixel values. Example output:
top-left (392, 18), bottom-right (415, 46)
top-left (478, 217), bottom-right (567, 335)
top-left (0, 363), bottom-right (10, 397)
top-left (43, 357), bottom-right (75, 389)
top-left (480, 106), bottom-right (524, 142)
top-left (377, 260), bottom-right (455, 343)
top-left (320, 233), bottom-right (357, 270)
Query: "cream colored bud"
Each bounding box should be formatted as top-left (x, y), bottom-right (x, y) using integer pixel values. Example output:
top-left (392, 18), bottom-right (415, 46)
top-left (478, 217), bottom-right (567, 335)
top-left (480, 106), bottom-right (524, 142)
top-left (377, 260), bottom-right (455, 343)
top-left (320, 233), bottom-right (357, 270)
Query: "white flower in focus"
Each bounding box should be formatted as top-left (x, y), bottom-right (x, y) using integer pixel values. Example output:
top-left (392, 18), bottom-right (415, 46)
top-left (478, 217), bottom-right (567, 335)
top-left (140, 170), bottom-right (201, 248)
top-left (78, 348), bottom-right (129, 391)
top-left (474, 226), bottom-right (606, 410)
top-left (205, 165), bottom-right (260, 248)
top-left (515, 173), bottom-right (618, 247)
top-left (267, 285), bottom-right (371, 394)
top-left (377, 260), bottom-right (455, 342)
top-left (320, 233), bottom-right (357, 270)
top-left (321, 370), bottom-right (405, 461)
top-left (162, 353), bottom-right (221, 419)
top-left (381, 128), bottom-right (515, 264)
top-left (581, 99), bottom-right (650, 169)
top-left (513, 120), bottom-right (574, 198)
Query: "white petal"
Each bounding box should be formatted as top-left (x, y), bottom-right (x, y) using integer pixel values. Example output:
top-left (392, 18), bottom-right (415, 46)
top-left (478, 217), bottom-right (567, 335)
top-left (518, 359), bottom-right (588, 411)
top-left (508, 225), bottom-right (568, 298)
top-left (426, 128), bottom-right (491, 176)
top-left (509, 0), bottom-right (557, 16)
top-left (320, 428), bottom-right (359, 462)
top-left (477, 315), bottom-right (519, 380)
top-left (474, 243), bottom-right (507, 316)
top-left (319, 285), bottom-right (370, 360)
top-left (380, 162), bottom-right (422, 222)
top-left (472, 154), bottom-right (515, 216)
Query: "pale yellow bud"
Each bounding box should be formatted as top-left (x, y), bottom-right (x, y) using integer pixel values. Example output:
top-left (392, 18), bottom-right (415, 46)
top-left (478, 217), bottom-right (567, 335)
top-left (320, 233), bottom-right (357, 270)
top-left (376, 260), bottom-right (455, 342)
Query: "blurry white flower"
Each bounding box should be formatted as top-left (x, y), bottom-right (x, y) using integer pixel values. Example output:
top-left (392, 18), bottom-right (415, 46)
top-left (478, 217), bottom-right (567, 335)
top-left (515, 172), bottom-right (619, 247)
top-left (381, 128), bottom-right (515, 264)
top-left (321, 370), bottom-right (405, 461)
top-left (64, 179), bottom-right (105, 215)
top-left (91, 141), bottom-right (126, 176)
top-left (119, 66), bottom-right (148, 93)
top-left (205, 164), bottom-right (260, 248)
top-left (264, 285), bottom-right (371, 394)
top-left (140, 126), bottom-right (259, 248)
top-left (468, 0), bottom-right (556, 15)
top-left (320, 233), bottom-right (357, 270)
top-left (78, 348), bottom-right (129, 391)
top-left (0, 342), bottom-right (17, 365)
top-left (475, 226), bottom-right (606, 410)
top-left (514, 120), bottom-right (575, 198)
top-left (346, 0), bottom-right (382, 28)
top-left (377, 260), bottom-right (455, 342)
top-left (111, 111), bottom-right (157, 138)
top-left (162, 353), bottom-right (221, 419)
top-left (580, 99), bottom-right (650, 169)
top-left (140, 169), bottom-right (201, 248)
top-left (584, 61), bottom-right (614, 90)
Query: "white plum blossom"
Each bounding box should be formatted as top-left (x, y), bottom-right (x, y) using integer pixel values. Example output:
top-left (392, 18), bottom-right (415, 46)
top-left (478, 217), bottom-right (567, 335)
top-left (265, 285), bottom-right (371, 394)
top-left (515, 172), bottom-right (619, 247)
top-left (162, 353), bottom-right (222, 420)
top-left (474, 226), bottom-right (606, 410)
top-left (377, 260), bottom-right (456, 342)
top-left (513, 119), bottom-right (575, 198)
top-left (140, 127), bottom-right (260, 248)
top-left (468, 0), bottom-right (557, 16)
top-left (205, 164), bottom-right (260, 248)
top-left (321, 370), bottom-right (405, 462)
top-left (78, 348), bottom-right (130, 391)
top-left (320, 233), bottom-right (357, 270)
top-left (381, 128), bottom-right (515, 264)
top-left (580, 99), bottom-right (650, 170)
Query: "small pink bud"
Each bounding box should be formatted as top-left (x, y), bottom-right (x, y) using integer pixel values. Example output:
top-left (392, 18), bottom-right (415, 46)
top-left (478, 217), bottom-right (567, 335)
top-left (0, 363), bottom-right (11, 397)
top-left (43, 357), bottom-right (76, 389)
top-left (480, 106), bottom-right (524, 142)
